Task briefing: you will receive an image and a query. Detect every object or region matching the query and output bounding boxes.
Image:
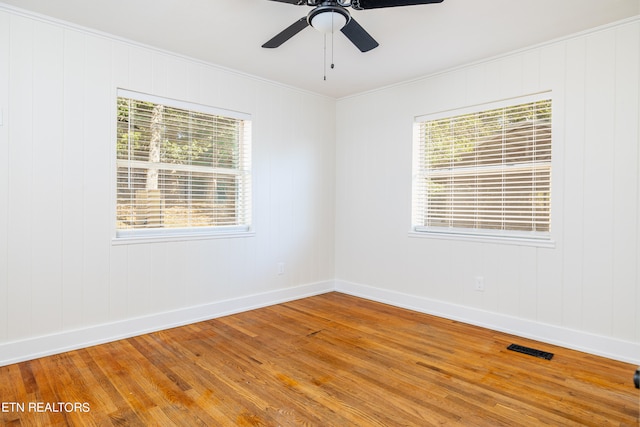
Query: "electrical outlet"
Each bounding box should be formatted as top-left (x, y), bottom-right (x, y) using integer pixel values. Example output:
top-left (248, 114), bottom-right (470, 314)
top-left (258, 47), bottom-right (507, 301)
top-left (475, 276), bottom-right (485, 292)
top-left (277, 262), bottom-right (285, 276)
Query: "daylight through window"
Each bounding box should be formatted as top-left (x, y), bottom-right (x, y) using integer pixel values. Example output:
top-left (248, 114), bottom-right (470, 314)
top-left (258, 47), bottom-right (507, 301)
top-left (116, 90), bottom-right (252, 239)
top-left (412, 94), bottom-right (552, 242)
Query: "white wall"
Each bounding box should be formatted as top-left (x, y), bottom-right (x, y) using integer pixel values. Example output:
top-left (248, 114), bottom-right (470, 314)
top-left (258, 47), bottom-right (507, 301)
top-left (0, 9), bottom-right (336, 365)
top-left (335, 18), bottom-right (640, 364)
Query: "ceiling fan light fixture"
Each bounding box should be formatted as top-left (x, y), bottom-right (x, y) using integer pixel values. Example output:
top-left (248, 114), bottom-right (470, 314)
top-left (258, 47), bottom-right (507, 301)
top-left (309, 8), bottom-right (349, 34)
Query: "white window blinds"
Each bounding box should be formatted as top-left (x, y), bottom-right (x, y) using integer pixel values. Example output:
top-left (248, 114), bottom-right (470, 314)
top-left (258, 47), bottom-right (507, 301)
top-left (412, 94), bottom-right (552, 241)
top-left (116, 90), bottom-right (252, 238)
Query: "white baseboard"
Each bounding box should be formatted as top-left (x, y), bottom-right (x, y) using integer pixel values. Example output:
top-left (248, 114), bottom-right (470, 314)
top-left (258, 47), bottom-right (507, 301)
top-left (335, 279), bottom-right (640, 365)
top-left (0, 280), bottom-right (334, 367)
top-left (3, 279), bottom-right (638, 367)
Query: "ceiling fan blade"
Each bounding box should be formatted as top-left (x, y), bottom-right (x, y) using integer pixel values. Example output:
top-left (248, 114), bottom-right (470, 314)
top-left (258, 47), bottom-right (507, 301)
top-left (262, 17), bottom-right (309, 48)
top-left (353, 0), bottom-right (443, 9)
top-left (340, 17), bottom-right (379, 52)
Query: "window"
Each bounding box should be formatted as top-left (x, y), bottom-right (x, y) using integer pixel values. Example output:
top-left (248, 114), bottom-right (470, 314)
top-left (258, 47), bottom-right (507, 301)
top-left (412, 93), bottom-right (552, 243)
top-left (115, 89), bottom-right (252, 241)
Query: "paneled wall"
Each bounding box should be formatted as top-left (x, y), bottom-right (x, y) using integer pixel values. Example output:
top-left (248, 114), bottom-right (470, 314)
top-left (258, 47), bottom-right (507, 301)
top-left (335, 18), bottom-right (640, 362)
top-left (0, 9), bottom-right (336, 363)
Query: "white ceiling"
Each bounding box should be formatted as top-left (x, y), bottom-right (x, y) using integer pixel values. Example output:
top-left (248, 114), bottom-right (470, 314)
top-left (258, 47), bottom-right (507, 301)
top-left (2, 0), bottom-right (639, 98)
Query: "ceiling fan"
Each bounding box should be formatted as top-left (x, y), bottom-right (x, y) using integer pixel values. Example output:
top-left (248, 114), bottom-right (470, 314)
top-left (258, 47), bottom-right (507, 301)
top-left (262, 0), bottom-right (444, 53)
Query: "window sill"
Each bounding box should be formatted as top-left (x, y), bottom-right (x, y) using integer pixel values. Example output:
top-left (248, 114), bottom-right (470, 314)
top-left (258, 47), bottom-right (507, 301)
top-left (112, 227), bottom-right (255, 245)
top-left (408, 229), bottom-right (556, 248)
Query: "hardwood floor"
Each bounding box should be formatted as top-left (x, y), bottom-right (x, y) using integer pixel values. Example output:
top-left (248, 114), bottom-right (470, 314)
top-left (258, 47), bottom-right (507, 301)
top-left (1, 292), bottom-right (638, 426)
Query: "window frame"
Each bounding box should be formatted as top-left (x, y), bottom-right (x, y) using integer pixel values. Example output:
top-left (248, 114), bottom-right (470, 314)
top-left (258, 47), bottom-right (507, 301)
top-left (112, 89), bottom-right (253, 244)
top-left (410, 92), bottom-right (555, 248)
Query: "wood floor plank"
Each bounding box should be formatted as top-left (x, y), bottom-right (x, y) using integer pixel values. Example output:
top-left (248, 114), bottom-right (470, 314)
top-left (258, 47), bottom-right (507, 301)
top-left (0, 292), bottom-right (638, 426)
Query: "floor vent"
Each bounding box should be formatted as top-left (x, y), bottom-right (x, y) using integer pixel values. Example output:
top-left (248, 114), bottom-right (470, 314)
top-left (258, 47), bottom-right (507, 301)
top-left (507, 344), bottom-right (554, 360)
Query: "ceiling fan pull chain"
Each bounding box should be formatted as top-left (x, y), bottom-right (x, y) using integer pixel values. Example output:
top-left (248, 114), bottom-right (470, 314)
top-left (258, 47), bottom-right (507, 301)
top-left (323, 33), bottom-right (327, 81)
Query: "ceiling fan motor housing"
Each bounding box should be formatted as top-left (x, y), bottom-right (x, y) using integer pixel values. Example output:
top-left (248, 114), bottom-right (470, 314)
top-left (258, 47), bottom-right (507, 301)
top-left (306, 0), bottom-right (354, 6)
